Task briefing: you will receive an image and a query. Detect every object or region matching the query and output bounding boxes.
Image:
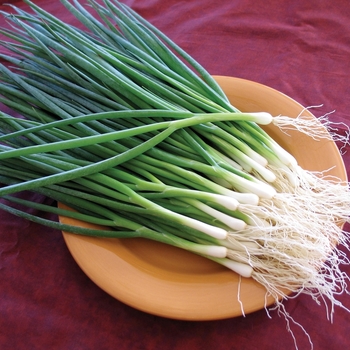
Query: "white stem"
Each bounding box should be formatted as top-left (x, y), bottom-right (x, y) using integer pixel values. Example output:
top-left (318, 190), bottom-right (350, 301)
top-left (252, 162), bottom-right (277, 183)
top-left (268, 139), bottom-right (298, 168)
top-left (219, 258), bottom-right (253, 278)
top-left (245, 112), bottom-right (273, 125)
top-left (225, 236), bottom-right (261, 251)
top-left (230, 176), bottom-right (277, 199)
top-left (183, 198), bottom-right (247, 231)
top-left (207, 175), bottom-right (261, 204)
top-left (209, 171), bottom-right (276, 199)
top-left (210, 147), bottom-right (243, 170)
top-left (185, 217), bottom-right (228, 239)
top-left (230, 154), bottom-right (253, 173)
top-left (230, 192), bottom-right (260, 205)
top-left (234, 150), bottom-right (276, 183)
top-left (208, 175), bottom-right (232, 189)
top-left (245, 148), bottom-right (268, 167)
top-left (195, 245), bottom-right (227, 258)
top-left (210, 194), bottom-right (239, 210)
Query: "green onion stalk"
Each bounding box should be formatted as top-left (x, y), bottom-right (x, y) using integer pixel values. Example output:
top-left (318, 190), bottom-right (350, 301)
top-left (0, 0), bottom-right (349, 323)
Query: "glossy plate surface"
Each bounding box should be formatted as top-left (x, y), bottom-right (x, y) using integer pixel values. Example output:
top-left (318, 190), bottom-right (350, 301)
top-left (60, 76), bottom-right (347, 320)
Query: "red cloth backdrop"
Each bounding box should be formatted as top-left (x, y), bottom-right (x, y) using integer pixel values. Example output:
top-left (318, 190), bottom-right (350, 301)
top-left (0, 1), bottom-right (350, 349)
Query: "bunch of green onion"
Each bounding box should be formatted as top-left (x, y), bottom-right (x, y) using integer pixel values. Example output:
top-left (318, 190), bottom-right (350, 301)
top-left (0, 0), bottom-right (349, 323)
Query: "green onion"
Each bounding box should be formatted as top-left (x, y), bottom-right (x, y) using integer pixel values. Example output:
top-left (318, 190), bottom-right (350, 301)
top-left (0, 0), bottom-right (349, 329)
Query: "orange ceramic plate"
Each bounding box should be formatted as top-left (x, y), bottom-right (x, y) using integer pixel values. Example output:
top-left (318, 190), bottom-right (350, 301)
top-left (60, 76), bottom-right (347, 321)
